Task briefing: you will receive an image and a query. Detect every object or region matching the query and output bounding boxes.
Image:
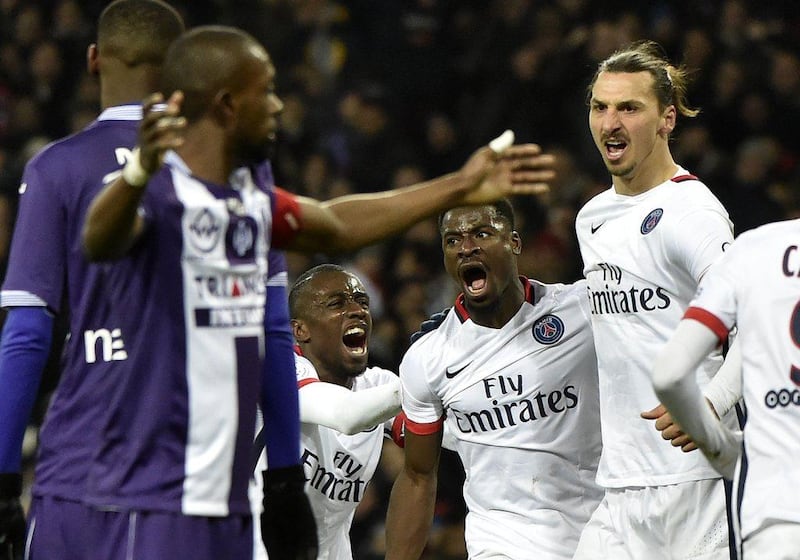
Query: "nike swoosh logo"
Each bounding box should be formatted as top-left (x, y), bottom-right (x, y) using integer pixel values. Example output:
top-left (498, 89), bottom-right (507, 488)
top-left (445, 363), bottom-right (471, 378)
top-left (590, 222), bottom-right (605, 234)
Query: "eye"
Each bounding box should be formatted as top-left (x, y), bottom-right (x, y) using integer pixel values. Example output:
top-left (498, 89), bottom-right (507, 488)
top-left (356, 296), bottom-right (370, 308)
top-left (326, 298), bottom-right (345, 310)
top-left (444, 236), bottom-right (459, 246)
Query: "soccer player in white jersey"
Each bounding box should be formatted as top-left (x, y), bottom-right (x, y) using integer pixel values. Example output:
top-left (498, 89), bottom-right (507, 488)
top-left (653, 218), bottom-right (800, 559)
top-left (253, 264), bottom-right (404, 560)
top-left (573, 40), bottom-right (738, 559)
top-left (385, 199), bottom-right (603, 560)
top-left (80, 26), bottom-right (558, 559)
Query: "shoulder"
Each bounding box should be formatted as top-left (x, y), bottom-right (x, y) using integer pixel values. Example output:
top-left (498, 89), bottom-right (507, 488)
top-left (361, 366), bottom-right (400, 387)
top-left (294, 354), bottom-right (320, 382)
top-left (576, 187), bottom-right (613, 221)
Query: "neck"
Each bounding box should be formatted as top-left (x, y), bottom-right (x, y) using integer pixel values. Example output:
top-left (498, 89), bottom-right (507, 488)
top-left (467, 276), bottom-right (525, 329)
top-left (176, 123), bottom-right (234, 186)
top-left (613, 145), bottom-right (678, 196)
top-left (99, 65), bottom-right (161, 109)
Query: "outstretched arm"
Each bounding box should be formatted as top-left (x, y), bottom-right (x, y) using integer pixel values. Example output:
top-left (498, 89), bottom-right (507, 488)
top-left (0, 307), bottom-right (53, 559)
top-left (652, 319), bottom-right (742, 479)
top-left (289, 135), bottom-right (555, 253)
top-left (299, 376), bottom-right (401, 435)
top-left (385, 429), bottom-right (442, 560)
top-left (82, 92), bottom-right (185, 260)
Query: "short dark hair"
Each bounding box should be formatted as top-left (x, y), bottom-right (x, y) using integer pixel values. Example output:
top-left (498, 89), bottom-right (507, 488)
top-left (160, 25), bottom-right (264, 121)
top-left (289, 264), bottom-right (347, 319)
top-left (587, 40), bottom-right (699, 118)
top-left (437, 198), bottom-right (516, 233)
top-left (98, 0), bottom-right (184, 66)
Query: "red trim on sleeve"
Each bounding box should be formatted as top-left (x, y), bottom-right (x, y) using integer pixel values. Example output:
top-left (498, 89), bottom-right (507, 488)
top-left (684, 307), bottom-right (730, 343)
top-left (391, 412), bottom-right (406, 448)
top-left (403, 415), bottom-right (444, 436)
top-left (297, 378), bottom-right (318, 389)
top-left (671, 174), bottom-right (698, 183)
top-left (272, 187), bottom-right (303, 249)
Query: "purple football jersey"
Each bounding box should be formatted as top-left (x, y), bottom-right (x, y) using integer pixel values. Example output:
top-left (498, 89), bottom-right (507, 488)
top-left (1, 105), bottom-right (142, 500)
top-left (85, 153), bottom-right (276, 516)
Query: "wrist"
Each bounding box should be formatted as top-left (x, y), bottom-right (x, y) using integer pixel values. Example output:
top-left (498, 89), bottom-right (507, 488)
top-left (122, 147), bottom-right (151, 188)
top-left (263, 464), bottom-right (305, 493)
top-left (0, 473), bottom-right (22, 499)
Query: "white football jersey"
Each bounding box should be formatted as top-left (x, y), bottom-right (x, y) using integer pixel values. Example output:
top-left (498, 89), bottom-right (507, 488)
top-left (401, 278), bottom-right (602, 559)
top-left (576, 168), bottom-right (733, 488)
top-left (686, 219), bottom-right (800, 540)
top-left (295, 355), bottom-right (401, 560)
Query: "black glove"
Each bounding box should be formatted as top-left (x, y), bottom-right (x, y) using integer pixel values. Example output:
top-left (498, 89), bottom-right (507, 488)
top-left (261, 465), bottom-right (317, 560)
top-left (0, 473), bottom-right (25, 560)
top-left (410, 308), bottom-right (450, 344)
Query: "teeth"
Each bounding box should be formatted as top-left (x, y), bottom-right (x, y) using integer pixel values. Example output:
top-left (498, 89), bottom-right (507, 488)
top-left (345, 327), bottom-right (365, 336)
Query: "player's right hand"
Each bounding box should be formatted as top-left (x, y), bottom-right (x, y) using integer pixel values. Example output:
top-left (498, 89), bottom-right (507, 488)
top-left (0, 474), bottom-right (25, 560)
top-left (261, 466), bottom-right (318, 560)
top-left (138, 91), bottom-right (186, 174)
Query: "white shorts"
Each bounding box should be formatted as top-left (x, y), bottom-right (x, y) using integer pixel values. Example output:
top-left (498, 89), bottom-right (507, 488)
top-left (743, 522), bottom-right (800, 559)
top-left (573, 478), bottom-right (732, 560)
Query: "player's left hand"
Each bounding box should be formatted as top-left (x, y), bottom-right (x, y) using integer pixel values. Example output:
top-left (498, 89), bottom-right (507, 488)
top-left (261, 466), bottom-right (318, 560)
top-left (457, 138), bottom-right (556, 205)
top-left (641, 403), bottom-right (698, 452)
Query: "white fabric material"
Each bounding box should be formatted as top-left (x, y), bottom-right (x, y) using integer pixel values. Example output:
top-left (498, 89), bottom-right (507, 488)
top-left (298, 365), bottom-right (400, 434)
top-left (254, 356), bottom-right (400, 560)
top-left (401, 279), bottom-right (602, 559)
top-left (573, 479), bottom-right (731, 560)
top-left (171, 162), bottom-right (272, 516)
top-left (678, 219), bottom-right (800, 541)
top-left (703, 337), bottom-right (743, 417)
top-left (743, 522), bottom-right (800, 560)
top-left (652, 320), bottom-right (742, 479)
top-left (575, 167), bottom-right (734, 488)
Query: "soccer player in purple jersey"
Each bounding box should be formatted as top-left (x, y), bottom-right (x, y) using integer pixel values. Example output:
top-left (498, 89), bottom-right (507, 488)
top-left (80, 25), bottom-right (557, 560)
top-left (0, 3), bottom-right (185, 559)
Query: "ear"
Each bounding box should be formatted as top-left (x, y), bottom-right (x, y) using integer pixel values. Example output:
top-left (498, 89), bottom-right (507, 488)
top-left (511, 230), bottom-right (522, 255)
top-left (291, 319), bottom-right (310, 343)
top-left (213, 90), bottom-right (236, 126)
top-left (87, 44), bottom-right (99, 75)
top-left (659, 104), bottom-right (676, 137)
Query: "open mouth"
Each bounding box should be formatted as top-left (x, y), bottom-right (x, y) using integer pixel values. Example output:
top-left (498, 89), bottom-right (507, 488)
top-left (342, 326), bottom-right (368, 355)
top-left (604, 139), bottom-right (628, 162)
top-left (460, 263), bottom-right (488, 296)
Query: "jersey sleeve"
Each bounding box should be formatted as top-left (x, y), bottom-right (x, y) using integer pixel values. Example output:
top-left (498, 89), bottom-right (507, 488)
top-left (667, 205), bottom-right (733, 283)
top-left (295, 354), bottom-right (321, 388)
top-left (271, 187), bottom-right (303, 250)
top-left (684, 241), bottom-right (744, 343)
top-left (398, 344), bottom-right (444, 435)
top-left (1, 155), bottom-right (66, 310)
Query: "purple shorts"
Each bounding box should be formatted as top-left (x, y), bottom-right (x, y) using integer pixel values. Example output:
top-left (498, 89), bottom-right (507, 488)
top-left (87, 508), bottom-right (253, 560)
top-left (26, 495), bottom-right (93, 560)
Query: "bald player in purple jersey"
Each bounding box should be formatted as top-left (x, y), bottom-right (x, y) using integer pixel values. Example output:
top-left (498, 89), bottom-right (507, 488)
top-left (79, 24), bottom-right (557, 560)
top-left (0, 3), bottom-right (184, 559)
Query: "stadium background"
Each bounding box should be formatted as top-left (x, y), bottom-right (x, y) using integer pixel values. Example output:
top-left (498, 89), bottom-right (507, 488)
top-left (1, 1), bottom-right (798, 558)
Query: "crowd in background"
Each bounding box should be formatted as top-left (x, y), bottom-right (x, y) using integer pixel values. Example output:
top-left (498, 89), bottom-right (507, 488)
top-left (1, 0), bottom-right (799, 558)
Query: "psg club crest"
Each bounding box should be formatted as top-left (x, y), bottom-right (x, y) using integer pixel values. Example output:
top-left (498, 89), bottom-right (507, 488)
top-left (532, 314), bottom-right (565, 345)
top-left (640, 208), bottom-right (664, 235)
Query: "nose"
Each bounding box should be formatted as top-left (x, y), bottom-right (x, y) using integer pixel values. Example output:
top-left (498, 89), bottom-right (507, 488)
top-left (600, 108), bottom-right (621, 134)
top-left (269, 93), bottom-right (284, 116)
top-left (458, 235), bottom-right (480, 257)
top-left (345, 301), bottom-right (367, 318)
